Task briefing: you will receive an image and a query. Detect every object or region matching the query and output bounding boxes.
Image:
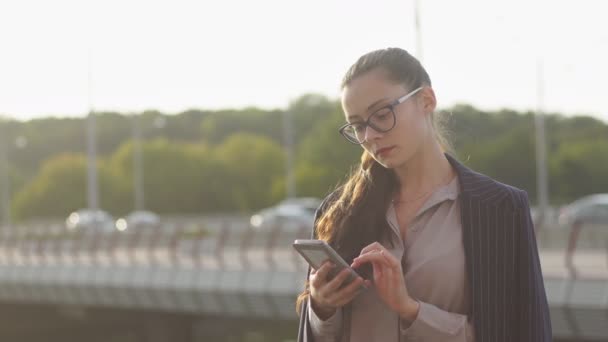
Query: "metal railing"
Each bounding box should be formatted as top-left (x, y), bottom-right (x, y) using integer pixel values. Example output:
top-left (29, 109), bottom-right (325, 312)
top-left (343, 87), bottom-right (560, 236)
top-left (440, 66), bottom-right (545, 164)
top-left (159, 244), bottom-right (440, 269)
top-left (0, 218), bottom-right (607, 339)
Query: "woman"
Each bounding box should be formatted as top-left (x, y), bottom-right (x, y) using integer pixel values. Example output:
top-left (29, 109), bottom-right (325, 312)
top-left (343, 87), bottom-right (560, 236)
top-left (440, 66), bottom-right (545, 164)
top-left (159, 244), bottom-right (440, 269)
top-left (296, 48), bottom-right (552, 342)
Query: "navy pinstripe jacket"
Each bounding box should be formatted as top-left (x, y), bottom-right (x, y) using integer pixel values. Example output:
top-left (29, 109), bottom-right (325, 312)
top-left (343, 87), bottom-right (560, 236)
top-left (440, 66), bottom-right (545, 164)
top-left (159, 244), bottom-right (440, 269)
top-left (297, 154), bottom-right (552, 342)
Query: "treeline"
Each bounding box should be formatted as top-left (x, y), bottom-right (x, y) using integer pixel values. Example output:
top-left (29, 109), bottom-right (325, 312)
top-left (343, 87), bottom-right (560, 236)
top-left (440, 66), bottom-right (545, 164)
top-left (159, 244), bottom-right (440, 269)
top-left (1, 94), bottom-right (607, 221)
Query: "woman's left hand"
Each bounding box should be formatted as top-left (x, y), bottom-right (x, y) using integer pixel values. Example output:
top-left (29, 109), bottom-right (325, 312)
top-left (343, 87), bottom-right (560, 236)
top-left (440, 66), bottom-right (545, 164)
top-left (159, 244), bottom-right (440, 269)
top-left (351, 241), bottom-right (420, 321)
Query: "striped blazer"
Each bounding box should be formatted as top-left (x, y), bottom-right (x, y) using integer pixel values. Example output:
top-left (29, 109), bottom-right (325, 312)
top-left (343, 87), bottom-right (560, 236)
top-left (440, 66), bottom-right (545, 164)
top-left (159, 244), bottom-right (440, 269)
top-left (297, 153), bottom-right (552, 342)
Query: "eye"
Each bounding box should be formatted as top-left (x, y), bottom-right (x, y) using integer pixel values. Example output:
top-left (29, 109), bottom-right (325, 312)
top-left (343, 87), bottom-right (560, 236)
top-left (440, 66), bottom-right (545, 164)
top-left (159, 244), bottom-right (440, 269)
top-left (352, 123), bottom-right (366, 133)
top-left (373, 108), bottom-right (392, 121)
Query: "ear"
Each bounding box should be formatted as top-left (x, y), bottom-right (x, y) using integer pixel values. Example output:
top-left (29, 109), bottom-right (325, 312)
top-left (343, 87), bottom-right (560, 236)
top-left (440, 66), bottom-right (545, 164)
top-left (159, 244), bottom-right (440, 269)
top-left (419, 86), bottom-right (437, 115)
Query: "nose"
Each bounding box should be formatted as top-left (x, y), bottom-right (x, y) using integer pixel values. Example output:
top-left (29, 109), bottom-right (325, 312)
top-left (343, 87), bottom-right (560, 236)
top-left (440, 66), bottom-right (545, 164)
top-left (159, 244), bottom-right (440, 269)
top-left (363, 125), bottom-right (383, 142)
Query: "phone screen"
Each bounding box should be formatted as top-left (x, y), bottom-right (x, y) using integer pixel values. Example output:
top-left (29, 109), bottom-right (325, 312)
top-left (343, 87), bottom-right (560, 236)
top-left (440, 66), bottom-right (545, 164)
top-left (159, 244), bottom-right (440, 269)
top-left (306, 250), bottom-right (332, 269)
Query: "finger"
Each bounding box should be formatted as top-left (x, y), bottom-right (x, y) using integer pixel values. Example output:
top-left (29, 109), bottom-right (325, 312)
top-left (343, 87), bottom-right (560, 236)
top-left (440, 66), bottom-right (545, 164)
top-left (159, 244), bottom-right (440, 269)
top-left (380, 250), bottom-right (401, 271)
top-left (359, 241), bottom-right (384, 255)
top-left (353, 250), bottom-right (400, 270)
top-left (373, 260), bottom-right (383, 281)
top-left (330, 277), bottom-right (366, 306)
top-left (323, 268), bottom-right (353, 293)
top-left (384, 262), bottom-right (394, 285)
top-left (352, 251), bottom-right (391, 268)
top-left (327, 274), bottom-right (365, 300)
top-left (311, 261), bottom-right (334, 288)
top-left (315, 261), bottom-right (334, 278)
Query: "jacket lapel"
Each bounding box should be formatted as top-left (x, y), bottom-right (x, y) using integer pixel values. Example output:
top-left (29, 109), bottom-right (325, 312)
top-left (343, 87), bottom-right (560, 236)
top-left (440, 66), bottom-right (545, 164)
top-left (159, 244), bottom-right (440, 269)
top-left (446, 153), bottom-right (519, 342)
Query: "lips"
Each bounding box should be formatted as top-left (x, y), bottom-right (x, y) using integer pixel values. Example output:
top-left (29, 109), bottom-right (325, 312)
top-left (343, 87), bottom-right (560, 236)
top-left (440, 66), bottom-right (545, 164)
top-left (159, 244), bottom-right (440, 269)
top-left (375, 146), bottom-right (395, 156)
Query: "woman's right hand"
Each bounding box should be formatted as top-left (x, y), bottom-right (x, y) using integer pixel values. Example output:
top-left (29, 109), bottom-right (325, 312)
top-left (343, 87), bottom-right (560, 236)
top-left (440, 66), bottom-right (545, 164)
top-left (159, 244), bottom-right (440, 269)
top-left (309, 261), bottom-right (369, 320)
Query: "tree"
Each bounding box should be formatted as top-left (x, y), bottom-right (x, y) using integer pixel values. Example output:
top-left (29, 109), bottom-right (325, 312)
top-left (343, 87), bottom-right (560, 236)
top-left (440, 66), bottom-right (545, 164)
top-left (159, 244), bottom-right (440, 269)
top-left (12, 154), bottom-right (125, 220)
top-left (550, 140), bottom-right (608, 202)
top-left (295, 109), bottom-right (360, 197)
top-left (214, 133), bottom-right (286, 211)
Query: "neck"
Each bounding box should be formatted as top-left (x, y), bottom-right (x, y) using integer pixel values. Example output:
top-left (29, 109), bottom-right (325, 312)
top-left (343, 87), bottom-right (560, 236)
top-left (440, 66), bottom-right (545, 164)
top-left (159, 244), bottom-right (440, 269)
top-left (392, 140), bottom-right (454, 200)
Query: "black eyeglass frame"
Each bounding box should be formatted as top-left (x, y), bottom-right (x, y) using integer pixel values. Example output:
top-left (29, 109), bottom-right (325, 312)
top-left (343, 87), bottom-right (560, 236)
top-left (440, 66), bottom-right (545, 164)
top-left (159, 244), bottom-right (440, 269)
top-left (338, 86), bottom-right (424, 144)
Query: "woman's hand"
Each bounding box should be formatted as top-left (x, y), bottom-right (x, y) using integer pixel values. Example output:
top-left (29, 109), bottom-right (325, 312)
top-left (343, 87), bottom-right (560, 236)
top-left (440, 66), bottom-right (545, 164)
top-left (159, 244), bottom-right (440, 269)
top-left (351, 242), bottom-right (420, 322)
top-left (309, 261), bottom-right (367, 320)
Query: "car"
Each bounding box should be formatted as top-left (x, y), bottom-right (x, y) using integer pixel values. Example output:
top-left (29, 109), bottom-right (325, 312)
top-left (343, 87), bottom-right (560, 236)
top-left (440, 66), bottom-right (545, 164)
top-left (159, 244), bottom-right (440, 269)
top-left (65, 209), bottom-right (115, 233)
top-left (250, 197), bottom-right (322, 233)
top-left (530, 206), bottom-right (559, 227)
top-left (115, 210), bottom-right (161, 232)
top-left (558, 194), bottom-right (608, 227)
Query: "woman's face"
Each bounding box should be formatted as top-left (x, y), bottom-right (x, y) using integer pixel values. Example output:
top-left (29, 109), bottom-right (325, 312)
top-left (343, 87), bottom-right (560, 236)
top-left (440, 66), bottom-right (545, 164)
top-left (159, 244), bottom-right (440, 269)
top-left (341, 68), bottom-right (436, 169)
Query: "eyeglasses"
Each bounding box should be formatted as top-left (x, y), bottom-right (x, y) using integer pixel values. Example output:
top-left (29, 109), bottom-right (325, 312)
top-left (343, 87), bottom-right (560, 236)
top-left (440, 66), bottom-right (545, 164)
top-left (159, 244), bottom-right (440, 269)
top-left (339, 86), bottom-right (423, 144)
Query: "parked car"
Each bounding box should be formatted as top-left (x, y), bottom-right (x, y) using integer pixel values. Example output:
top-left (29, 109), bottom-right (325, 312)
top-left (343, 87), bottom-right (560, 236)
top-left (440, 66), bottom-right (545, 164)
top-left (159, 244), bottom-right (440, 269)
top-left (558, 194), bottom-right (608, 227)
top-left (65, 209), bottom-right (115, 233)
top-left (250, 197), bottom-right (322, 232)
top-left (530, 206), bottom-right (559, 227)
top-left (115, 210), bottom-right (161, 232)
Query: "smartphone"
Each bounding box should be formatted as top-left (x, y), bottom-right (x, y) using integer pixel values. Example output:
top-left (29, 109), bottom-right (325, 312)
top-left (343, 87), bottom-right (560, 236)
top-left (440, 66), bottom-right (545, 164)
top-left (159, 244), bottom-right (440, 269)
top-left (292, 239), bottom-right (368, 290)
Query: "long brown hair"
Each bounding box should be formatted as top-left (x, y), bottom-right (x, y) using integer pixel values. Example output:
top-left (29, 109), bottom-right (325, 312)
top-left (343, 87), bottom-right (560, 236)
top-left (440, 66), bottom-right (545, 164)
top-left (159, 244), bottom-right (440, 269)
top-left (296, 48), bottom-right (451, 315)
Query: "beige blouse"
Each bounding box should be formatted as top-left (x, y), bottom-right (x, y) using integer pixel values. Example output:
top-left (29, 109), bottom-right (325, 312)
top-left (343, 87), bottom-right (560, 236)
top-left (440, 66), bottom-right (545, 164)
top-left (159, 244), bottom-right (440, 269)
top-left (309, 175), bottom-right (475, 341)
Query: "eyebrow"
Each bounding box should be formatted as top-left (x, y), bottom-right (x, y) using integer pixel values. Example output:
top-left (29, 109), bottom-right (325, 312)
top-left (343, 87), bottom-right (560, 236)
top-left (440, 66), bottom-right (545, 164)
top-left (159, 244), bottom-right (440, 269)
top-left (347, 97), bottom-right (390, 120)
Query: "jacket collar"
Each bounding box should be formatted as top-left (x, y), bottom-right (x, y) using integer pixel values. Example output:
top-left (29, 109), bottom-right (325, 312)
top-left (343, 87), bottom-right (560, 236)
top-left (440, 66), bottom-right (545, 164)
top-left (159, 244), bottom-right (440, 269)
top-left (445, 153), bottom-right (511, 206)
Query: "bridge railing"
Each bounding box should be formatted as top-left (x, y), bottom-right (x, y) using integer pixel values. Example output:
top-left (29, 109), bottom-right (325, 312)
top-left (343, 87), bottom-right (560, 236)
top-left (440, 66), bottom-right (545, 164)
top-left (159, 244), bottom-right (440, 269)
top-left (0, 218), bottom-right (607, 339)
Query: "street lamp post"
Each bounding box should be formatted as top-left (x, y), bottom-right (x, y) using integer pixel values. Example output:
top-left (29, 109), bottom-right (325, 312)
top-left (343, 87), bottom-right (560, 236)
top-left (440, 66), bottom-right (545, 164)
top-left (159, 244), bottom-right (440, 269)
top-left (414, 0), bottom-right (423, 62)
top-left (535, 59), bottom-right (549, 231)
top-left (86, 111), bottom-right (99, 211)
top-left (86, 51), bottom-right (99, 211)
top-left (0, 132), bottom-right (28, 230)
top-left (132, 114), bottom-right (166, 211)
top-left (0, 132), bottom-right (9, 229)
top-left (132, 114), bottom-right (144, 211)
top-left (283, 110), bottom-right (296, 199)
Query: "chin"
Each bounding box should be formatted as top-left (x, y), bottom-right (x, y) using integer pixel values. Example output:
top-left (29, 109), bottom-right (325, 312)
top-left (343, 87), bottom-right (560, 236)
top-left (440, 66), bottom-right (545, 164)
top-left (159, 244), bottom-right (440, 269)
top-left (380, 154), bottom-right (411, 170)
top-left (375, 158), bottom-right (398, 169)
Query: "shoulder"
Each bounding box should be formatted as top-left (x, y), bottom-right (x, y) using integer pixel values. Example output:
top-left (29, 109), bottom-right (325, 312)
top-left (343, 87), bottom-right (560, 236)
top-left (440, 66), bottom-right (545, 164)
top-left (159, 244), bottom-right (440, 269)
top-left (460, 169), bottom-right (530, 213)
top-left (313, 186), bottom-right (344, 221)
top-left (448, 154), bottom-right (530, 213)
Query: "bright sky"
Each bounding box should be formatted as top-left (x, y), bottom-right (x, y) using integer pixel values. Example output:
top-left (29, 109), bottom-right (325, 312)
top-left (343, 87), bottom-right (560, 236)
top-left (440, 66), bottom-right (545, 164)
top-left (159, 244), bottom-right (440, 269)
top-left (1, 0), bottom-right (607, 122)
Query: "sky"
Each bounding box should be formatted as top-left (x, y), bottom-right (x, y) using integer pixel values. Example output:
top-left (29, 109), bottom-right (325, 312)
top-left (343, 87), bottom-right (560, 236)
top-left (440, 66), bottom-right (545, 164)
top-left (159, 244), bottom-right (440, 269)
top-left (1, 0), bottom-right (607, 122)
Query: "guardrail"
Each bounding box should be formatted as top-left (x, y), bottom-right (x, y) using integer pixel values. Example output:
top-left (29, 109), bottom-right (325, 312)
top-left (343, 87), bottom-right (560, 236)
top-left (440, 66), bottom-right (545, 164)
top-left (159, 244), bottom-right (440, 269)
top-left (0, 218), bottom-right (606, 340)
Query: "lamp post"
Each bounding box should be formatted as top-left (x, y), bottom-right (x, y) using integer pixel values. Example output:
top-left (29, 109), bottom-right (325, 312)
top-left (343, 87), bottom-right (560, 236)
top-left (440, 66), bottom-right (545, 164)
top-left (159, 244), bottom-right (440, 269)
top-left (132, 114), bottom-right (166, 211)
top-left (132, 114), bottom-right (143, 211)
top-left (86, 111), bottom-right (99, 211)
top-left (0, 131), bottom-right (9, 229)
top-left (283, 110), bottom-right (296, 199)
top-left (86, 50), bottom-right (99, 211)
top-left (535, 59), bottom-right (549, 231)
top-left (414, 0), bottom-right (423, 62)
top-left (0, 132), bottom-right (28, 230)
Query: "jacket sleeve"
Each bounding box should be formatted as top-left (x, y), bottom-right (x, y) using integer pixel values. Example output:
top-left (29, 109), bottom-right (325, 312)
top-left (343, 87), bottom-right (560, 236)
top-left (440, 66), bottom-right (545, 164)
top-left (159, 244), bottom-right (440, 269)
top-left (297, 298), bottom-right (315, 342)
top-left (308, 297), bottom-right (343, 341)
top-left (516, 190), bottom-right (553, 341)
top-left (297, 189), bottom-right (343, 342)
top-left (399, 301), bottom-right (475, 341)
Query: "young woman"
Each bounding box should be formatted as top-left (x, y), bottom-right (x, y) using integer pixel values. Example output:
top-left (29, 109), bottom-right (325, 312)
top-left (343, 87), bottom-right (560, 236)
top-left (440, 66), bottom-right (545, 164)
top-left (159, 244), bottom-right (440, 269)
top-left (296, 48), bottom-right (551, 342)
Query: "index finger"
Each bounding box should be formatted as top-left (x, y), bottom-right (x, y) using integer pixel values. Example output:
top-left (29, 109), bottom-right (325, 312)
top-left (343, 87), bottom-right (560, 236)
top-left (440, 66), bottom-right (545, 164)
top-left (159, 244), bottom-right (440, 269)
top-left (352, 250), bottom-right (399, 270)
top-left (312, 260), bottom-right (334, 278)
top-left (359, 241), bottom-right (385, 255)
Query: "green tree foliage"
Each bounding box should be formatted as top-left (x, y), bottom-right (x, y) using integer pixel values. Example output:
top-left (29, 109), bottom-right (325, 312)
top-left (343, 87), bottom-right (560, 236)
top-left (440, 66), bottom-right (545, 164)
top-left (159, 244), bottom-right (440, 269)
top-left (201, 108), bottom-right (284, 145)
top-left (295, 108), bottom-right (360, 197)
top-left (214, 133), bottom-right (286, 211)
top-left (461, 125), bottom-right (536, 195)
top-left (550, 140), bottom-right (608, 201)
top-left (4, 94), bottom-right (608, 221)
top-left (12, 154), bottom-right (124, 220)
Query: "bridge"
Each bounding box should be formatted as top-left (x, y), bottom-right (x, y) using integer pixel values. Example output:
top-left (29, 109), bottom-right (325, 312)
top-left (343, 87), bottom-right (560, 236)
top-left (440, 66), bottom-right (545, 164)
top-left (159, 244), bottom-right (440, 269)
top-left (0, 218), bottom-right (607, 341)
